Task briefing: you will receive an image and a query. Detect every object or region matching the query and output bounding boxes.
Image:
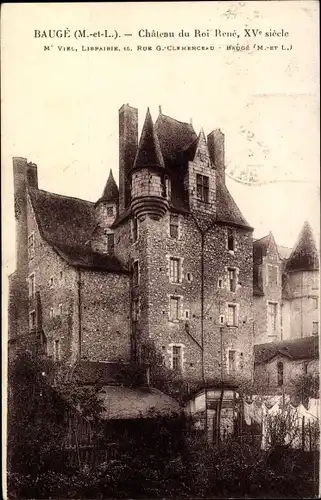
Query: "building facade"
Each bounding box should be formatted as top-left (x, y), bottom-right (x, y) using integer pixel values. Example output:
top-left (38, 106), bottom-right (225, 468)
top-left (8, 104), bottom-right (255, 389)
top-left (254, 336), bottom-right (319, 395)
top-left (253, 222), bottom-right (319, 345)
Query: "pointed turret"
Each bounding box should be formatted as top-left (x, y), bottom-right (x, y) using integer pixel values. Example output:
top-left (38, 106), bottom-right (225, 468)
top-left (98, 169), bottom-right (119, 204)
top-left (95, 169), bottom-right (118, 235)
top-left (286, 221), bottom-right (319, 272)
top-left (130, 108), bottom-right (168, 220)
top-left (132, 108), bottom-right (165, 172)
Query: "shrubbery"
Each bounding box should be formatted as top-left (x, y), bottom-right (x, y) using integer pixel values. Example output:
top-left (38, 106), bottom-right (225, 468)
top-left (7, 352), bottom-right (319, 499)
top-left (8, 437), bottom-right (319, 499)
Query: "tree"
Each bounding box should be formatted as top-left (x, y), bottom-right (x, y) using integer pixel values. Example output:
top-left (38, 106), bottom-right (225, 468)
top-left (7, 351), bottom-right (104, 474)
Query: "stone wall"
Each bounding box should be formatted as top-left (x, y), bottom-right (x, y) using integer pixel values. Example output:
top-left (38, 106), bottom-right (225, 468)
top-left (254, 354), bottom-right (319, 393)
top-left (282, 270), bottom-right (319, 340)
top-left (80, 270), bottom-right (131, 361)
top-left (253, 239), bottom-right (282, 344)
top-left (130, 209), bottom-right (254, 385)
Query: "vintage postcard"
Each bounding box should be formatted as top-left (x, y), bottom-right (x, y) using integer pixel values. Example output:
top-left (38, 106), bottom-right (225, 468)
top-left (2, 1), bottom-right (320, 499)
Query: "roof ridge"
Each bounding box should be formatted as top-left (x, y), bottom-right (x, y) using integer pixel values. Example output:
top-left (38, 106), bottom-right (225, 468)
top-left (29, 187), bottom-right (95, 205)
top-left (156, 112), bottom-right (195, 130)
top-left (254, 234), bottom-right (271, 243)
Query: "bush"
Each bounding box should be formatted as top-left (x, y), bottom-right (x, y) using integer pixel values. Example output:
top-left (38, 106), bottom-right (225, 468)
top-left (7, 439), bottom-right (319, 499)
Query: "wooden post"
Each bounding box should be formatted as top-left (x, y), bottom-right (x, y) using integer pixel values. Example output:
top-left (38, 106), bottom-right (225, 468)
top-left (301, 416), bottom-right (305, 451)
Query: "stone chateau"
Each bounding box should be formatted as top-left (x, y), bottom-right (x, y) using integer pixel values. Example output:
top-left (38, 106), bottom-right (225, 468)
top-left (8, 104), bottom-right (319, 393)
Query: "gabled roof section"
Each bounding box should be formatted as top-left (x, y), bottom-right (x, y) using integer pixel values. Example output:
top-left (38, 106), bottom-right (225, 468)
top-left (132, 108), bottom-right (165, 171)
top-left (154, 112), bottom-right (198, 160)
top-left (216, 176), bottom-right (252, 229)
top-left (286, 221), bottom-right (319, 272)
top-left (254, 336), bottom-right (319, 365)
top-left (253, 232), bottom-right (279, 264)
top-left (97, 169), bottom-right (119, 204)
top-left (28, 188), bottom-right (127, 273)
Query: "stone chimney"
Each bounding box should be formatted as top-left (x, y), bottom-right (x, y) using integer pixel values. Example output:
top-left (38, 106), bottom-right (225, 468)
top-left (13, 157), bottom-right (38, 272)
top-left (207, 129), bottom-right (225, 182)
top-left (119, 104), bottom-right (138, 213)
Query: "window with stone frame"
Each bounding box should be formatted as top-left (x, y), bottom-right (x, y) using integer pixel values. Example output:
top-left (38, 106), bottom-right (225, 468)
top-left (196, 174), bottom-right (209, 203)
top-left (170, 257), bottom-right (180, 283)
top-left (267, 264), bottom-right (278, 286)
top-left (267, 302), bottom-right (278, 335)
top-left (227, 304), bottom-right (237, 326)
top-left (132, 260), bottom-right (139, 287)
top-left (170, 296), bottom-right (180, 321)
top-left (28, 273), bottom-right (36, 299)
top-left (169, 214), bottom-right (179, 239)
top-left (227, 268), bottom-right (237, 292)
top-left (107, 233), bottom-right (115, 255)
top-left (132, 298), bottom-right (139, 322)
top-left (312, 297), bottom-right (318, 310)
top-left (312, 321), bottom-right (319, 336)
top-left (277, 361), bottom-right (284, 386)
top-left (172, 345), bottom-right (183, 372)
top-left (54, 339), bottom-right (61, 361)
top-left (28, 233), bottom-right (35, 260)
top-left (228, 350), bottom-right (237, 374)
top-left (227, 228), bottom-right (235, 251)
top-left (29, 310), bottom-right (36, 331)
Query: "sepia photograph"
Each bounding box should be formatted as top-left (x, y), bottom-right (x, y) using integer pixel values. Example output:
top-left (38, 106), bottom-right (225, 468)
top-left (2, 2), bottom-right (320, 499)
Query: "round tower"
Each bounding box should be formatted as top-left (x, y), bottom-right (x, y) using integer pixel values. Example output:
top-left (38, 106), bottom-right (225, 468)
top-left (283, 221), bottom-right (319, 339)
top-left (130, 108), bottom-right (168, 220)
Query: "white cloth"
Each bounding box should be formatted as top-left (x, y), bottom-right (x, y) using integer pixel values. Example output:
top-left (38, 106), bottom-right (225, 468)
top-left (307, 398), bottom-right (320, 420)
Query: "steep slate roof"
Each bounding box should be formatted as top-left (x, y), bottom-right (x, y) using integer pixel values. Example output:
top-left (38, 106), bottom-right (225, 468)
top-left (253, 234), bottom-right (272, 260)
top-left (67, 360), bottom-right (147, 386)
top-left (28, 188), bottom-right (127, 273)
top-left (216, 176), bottom-right (252, 229)
top-left (285, 221), bottom-right (319, 272)
top-left (254, 336), bottom-right (319, 365)
top-left (132, 108), bottom-right (165, 171)
top-left (99, 385), bottom-right (181, 420)
top-left (155, 113), bottom-right (198, 160)
top-left (97, 169), bottom-right (119, 204)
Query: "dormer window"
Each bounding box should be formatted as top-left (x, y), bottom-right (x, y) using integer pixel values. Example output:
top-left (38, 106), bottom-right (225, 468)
top-left (107, 206), bottom-right (114, 217)
top-left (196, 174), bottom-right (209, 203)
top-left (107, 233), bottom-right (115, 255)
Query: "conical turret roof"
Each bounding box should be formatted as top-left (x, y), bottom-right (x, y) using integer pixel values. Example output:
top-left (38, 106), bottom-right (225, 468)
top-left (98, 170), bottom-right (119, 204)
top-left (286, 221), bottom-right (319, 272)
top-left (132, 108), bottom-right (165, 171)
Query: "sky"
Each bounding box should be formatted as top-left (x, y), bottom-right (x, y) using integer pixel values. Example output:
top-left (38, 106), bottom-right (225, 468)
top-left (2, 1), bottom-right (320, 278)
